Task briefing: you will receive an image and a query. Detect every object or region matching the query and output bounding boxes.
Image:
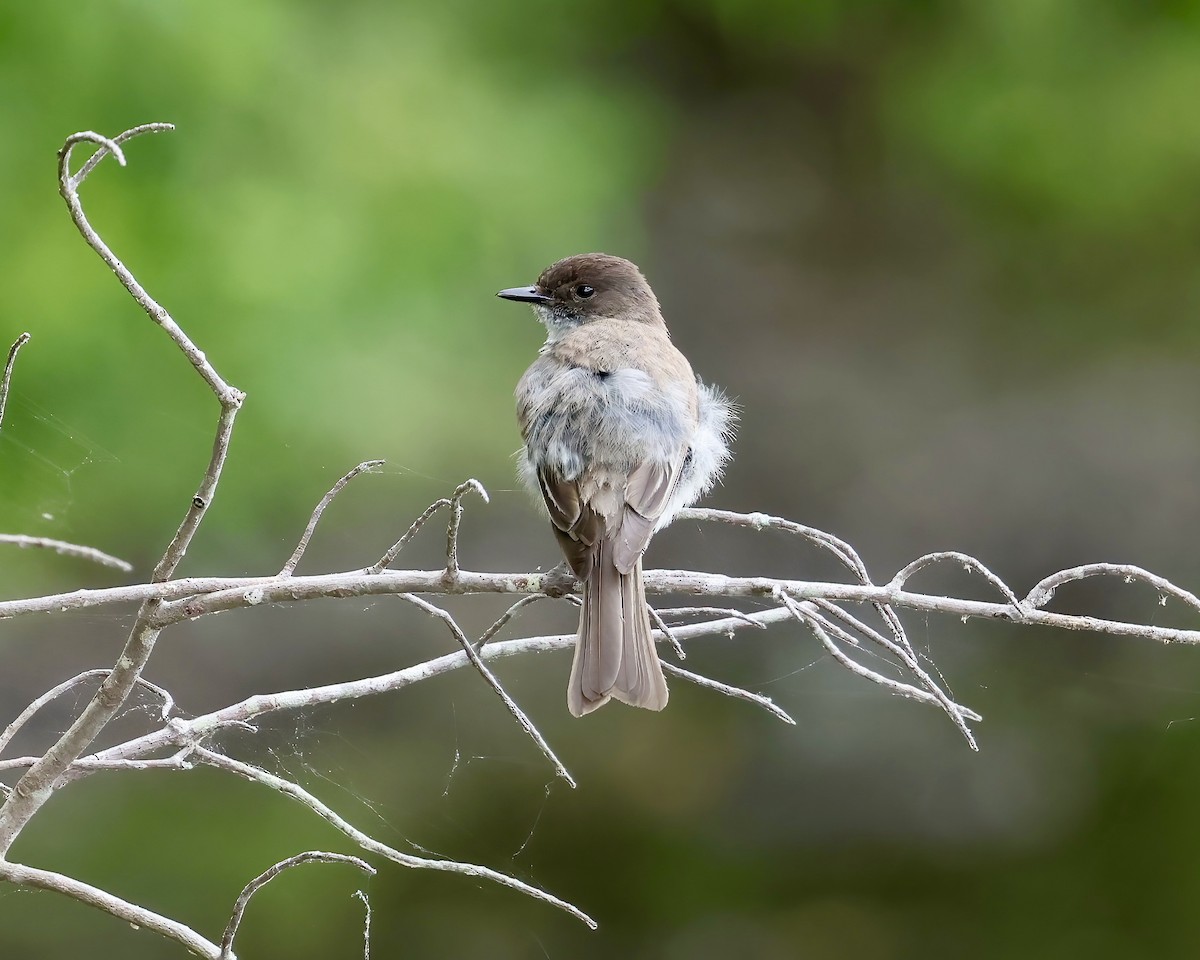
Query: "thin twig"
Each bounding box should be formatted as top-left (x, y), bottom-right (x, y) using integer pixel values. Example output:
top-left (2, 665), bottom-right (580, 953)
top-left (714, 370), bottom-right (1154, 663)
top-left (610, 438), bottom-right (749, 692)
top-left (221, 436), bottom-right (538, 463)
top-left (0, 535), bottom-right (132, 573)
top-left (220, 852), bottom-right (375, 958)
top-left (678, 505), bottom-right (921, 702)
top-left (804, 603), bottom-right (981, 724)
top-left (477, 594), bottom-right (549, 648)
top-left (777, 591), bottom-right (979, 748)
top-left (655, 606), bottom-right (768, 628)
top-left (368, 499), bottom-right (451, 574)
top-left (647, 605), bottom-right (686, 660)
top-left (0, 860), bottom-right (223, 958)
top-left (280, 460), bottom-right (385, 576)
top-left (354, 889), bottom-right (371, 960)
top-left (1025, 562), bottom-right (1200, 614)
top-left (2, 609), bottom-right (795, 782)
top-left (890, 551), bottom-right (1024, 610)
top-left (660, 663), bottom-right (794, 724)
top-left (399, 594), bottom-right (575, 788)
top-left (0, 122), bottom-right (244, 857)
top-left (193, 748), bottom-right (596, 929)
top-left (0, 670), bottom-right (175, 757)
top-left (0, 331), bottom-right (31, 431)
top-left (444, 479), bottom-right (488, 579)
top-left (677, 507), bottom-right (870, 584)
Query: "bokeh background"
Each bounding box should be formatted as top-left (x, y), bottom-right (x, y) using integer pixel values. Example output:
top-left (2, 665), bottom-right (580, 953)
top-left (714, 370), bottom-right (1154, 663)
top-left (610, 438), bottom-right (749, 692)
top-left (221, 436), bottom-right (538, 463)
top-left (4, 1), bottom-right (1200, 956)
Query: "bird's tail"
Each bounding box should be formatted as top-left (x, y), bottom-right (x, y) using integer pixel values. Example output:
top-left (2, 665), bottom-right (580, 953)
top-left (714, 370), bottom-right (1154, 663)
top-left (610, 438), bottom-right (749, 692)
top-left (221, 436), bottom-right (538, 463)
top-left (568, 540), bottom-right (669, 717)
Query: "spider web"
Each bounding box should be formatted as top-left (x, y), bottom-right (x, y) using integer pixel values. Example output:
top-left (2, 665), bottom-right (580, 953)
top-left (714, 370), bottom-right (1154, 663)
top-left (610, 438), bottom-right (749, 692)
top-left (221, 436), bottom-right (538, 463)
top-left (0, 390), bottom-right (121, 536)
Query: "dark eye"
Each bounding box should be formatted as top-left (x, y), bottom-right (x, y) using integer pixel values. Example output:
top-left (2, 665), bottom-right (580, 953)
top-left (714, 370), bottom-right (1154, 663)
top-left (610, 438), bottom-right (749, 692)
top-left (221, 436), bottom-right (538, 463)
top-left (576, 284), bottom-right (594, 299)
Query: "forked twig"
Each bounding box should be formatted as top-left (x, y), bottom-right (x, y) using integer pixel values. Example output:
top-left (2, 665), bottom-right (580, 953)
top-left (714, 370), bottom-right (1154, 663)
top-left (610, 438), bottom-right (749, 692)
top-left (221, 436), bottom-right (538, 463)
top-left (0, 122), bottom-right (244, 858)
top-left (0, 670), bottom-right (175, 757)
top-left (7, 116), bottom-right (1200, 960)
top-left (399, 594), bottom-right (575, 787)
top-left (777, 591), bottom-right (979, 748)
top-left (194, 748), bottom-right (596, 929)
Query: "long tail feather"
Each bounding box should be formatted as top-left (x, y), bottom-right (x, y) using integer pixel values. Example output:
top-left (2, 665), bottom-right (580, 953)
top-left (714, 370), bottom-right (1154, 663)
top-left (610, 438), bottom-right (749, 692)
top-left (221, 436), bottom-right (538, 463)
top-left (568, 545), bottom-right (668, 716)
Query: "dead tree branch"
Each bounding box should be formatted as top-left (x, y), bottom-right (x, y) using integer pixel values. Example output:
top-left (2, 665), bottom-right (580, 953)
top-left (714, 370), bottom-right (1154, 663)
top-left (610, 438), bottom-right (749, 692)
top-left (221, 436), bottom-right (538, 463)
top-left (0, 535), bottom-right (131, 572)
top-left (5, 120), bottom-right (1200, 959)
top-left (0, 123), bottom-right (244, 858)
top-left (219, 851), bottom-right (375, 958)
top-left (0, 331), bottom-right (31, 431)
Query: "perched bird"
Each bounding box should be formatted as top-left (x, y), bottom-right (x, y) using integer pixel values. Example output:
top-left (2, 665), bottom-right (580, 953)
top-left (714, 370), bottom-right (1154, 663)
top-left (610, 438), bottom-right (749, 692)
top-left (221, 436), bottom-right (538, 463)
top-left (498, 253), bottom-right (733, 716)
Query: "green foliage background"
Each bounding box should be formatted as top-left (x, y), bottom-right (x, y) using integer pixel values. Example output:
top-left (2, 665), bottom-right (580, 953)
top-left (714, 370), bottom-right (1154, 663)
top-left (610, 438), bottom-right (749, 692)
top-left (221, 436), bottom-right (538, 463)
top-left (4, 2), bottom-right (1200, 957)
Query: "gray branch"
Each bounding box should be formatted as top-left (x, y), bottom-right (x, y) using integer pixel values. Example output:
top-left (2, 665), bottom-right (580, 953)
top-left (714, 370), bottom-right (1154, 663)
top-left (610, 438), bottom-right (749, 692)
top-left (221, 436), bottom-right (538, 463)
top-left (0, 860), bottom-right (224, 958)
top-left (0, 123), bottom-right (244, 857)
top-left (220, 851), bottom-right (375, 958)
top-left (0, 535), bottom-right (132, 572)
top-left (6, 119), bottom-right (1200, 960)
top-left (0, 331), bottom-right (31, 431)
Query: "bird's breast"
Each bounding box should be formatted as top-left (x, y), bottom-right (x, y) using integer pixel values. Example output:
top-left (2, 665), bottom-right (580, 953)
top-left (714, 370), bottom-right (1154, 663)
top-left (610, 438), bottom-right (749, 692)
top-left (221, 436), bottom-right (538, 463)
top-left (516, 356), bottom-right (697, 481)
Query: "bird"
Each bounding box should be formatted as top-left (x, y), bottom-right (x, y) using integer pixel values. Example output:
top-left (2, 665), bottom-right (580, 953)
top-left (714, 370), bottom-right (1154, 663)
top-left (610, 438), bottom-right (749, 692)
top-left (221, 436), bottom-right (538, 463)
top-left (498, 253), bottom-right (733, 716)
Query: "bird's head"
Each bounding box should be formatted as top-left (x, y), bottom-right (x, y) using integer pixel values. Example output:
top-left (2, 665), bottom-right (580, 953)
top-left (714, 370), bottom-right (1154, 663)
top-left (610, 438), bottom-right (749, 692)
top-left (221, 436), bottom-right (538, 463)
top-left (497, 253), bottom-right (663, 334)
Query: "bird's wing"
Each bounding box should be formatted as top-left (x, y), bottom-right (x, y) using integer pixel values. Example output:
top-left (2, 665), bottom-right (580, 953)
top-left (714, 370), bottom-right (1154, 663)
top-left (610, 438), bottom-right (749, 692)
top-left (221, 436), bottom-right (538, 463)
top-left (536, 466), bottom-right (602, 580)
top-left (612, 458), bottom-right (682, 575)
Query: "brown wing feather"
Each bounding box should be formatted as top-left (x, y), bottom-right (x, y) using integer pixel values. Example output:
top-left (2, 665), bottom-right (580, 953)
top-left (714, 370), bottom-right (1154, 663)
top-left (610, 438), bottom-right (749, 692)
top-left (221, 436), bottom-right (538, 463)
top-left (536, 469), bottom-right (579, 533)
top-left (612, 459), bottom-right (682, 574)
top-left (538, 466), bottom-right (604, 580)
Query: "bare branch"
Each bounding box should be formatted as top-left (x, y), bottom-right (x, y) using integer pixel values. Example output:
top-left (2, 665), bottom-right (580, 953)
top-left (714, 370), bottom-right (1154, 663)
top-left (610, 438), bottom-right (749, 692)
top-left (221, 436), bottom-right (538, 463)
top-left (2, 610), bottom-right (798, 783)
top-left (220, 851), bottom-right (375, 958)
top-left (889, 551), bottom-right (1024, 609)
top-left (0, 331), bottom-right (31, 431)
top-left (0, 669), bottom-right (174, 757)
top-left (805, 601), bottom-right (982, 724)
top-left (0, 122), bottom-right (245, 857)
top-left (647, 604), bottom-right (687, 660)
top-left (193, 747), bottom-right (597, 929)
top-left (444, 478), bottom-right (489, 579)
top-left (0, 860), bottom-right (223, 959)
top-left (1025, 562), bottom-right (1200, 615)
top-left (660, 662), bottom-right (794, 724)
top-left (57, 124), bottom-right (236, 401)
top-left (0, 753), bottom-right (199, 776)
top-left (677, 506), bottom-right (871, 583)
top-left (353, 889), bottom-right (371, 960)
top-left (368, 498), bottom-right (451, 574)
top-left (777, 591), bottom-right (979, 748)
top-left (399, 593), bottom-right (575, 788)
top-left (477, 594), bottom-right (550, 647)
top-left (0, 534), bottom-right (132, 573)
top-left (655, 606), bottom-right (768, 629)
top-left (280, 460), bottom-right (385, 576)
top-left (7, 565), bottom-right (1200, 646)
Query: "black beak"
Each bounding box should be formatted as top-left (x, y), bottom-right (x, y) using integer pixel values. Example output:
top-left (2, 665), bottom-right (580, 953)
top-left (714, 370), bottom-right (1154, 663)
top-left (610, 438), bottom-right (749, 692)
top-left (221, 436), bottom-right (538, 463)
top-left (497, 285), bottom-right (552, 305)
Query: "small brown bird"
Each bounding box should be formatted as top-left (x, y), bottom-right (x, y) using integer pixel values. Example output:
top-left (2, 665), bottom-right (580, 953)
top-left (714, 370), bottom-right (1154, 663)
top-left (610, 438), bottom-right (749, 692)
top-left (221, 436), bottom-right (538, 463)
top-left (498, 254), bottom-right (732, 716)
